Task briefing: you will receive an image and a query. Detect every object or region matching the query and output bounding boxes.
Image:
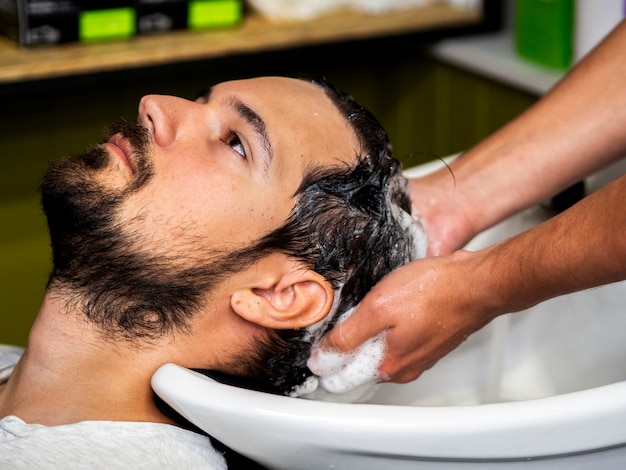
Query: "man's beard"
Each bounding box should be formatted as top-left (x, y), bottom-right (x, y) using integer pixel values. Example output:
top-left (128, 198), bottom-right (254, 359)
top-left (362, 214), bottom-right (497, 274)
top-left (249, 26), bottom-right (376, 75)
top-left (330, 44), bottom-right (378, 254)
top-left (39, 120), bottom-right (246, 341)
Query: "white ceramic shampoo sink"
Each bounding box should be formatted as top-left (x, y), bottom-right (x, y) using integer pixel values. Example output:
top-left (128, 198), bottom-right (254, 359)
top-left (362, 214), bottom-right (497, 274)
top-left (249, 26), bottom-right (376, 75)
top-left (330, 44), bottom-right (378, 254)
top-left (152, 160), bottom-right (626, 469)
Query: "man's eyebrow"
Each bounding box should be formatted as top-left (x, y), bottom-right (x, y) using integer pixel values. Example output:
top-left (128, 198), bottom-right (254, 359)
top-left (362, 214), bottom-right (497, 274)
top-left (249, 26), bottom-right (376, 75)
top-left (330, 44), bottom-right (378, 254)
top-left (196, 86), bottom-right (273, 173)
top-left (227, 96), bottom-right (273, 173)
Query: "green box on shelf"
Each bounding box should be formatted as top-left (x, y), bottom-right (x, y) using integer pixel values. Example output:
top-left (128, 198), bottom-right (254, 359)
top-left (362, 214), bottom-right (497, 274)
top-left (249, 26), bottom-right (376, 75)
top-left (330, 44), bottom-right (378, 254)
top-left (79, 5), bottom-right (135, 43)
top-left (134, 0), bottom-right (242, 35)
top-left (0, 0), bottom-right (135, 46)
top-left (0, 0), bottom-right (242, 45)
top-left (188, 0), bottom-right (242, 30)
top-left (515, 0), bottom-right (574, 70)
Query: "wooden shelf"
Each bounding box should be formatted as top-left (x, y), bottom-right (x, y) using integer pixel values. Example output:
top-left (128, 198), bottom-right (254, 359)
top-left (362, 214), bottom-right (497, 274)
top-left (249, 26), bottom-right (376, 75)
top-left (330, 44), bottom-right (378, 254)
top-left (0, 4), bottom-right (480, 84)
top-left (430, 30), bottom-right (565, 95)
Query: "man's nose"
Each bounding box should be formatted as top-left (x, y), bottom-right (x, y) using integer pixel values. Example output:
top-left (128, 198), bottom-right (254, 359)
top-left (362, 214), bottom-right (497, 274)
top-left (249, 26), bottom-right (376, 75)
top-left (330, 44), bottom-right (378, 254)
top-left (138, 95), bottom-right (197, 148)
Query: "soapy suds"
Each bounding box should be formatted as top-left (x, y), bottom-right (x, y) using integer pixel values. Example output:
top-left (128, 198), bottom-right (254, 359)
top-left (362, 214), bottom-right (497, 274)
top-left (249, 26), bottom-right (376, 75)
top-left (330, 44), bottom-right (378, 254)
top-left (296, 330), bottom-right (387, 402)
top-left (317, 332), bottom-right (387, 393)
top-left (292, 304), bottom-right (388, 402)
top-left (393, 202), bottom-right (427, 259)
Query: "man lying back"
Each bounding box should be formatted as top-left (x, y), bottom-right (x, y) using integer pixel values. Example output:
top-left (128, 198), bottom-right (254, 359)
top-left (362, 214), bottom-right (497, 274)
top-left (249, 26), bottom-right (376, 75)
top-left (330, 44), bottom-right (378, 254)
top-left (0, 76), bottom-right (425, 468)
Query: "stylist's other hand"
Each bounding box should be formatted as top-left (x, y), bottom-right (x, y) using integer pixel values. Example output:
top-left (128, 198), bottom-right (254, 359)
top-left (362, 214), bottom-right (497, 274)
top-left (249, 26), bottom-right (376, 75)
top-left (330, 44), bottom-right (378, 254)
top-left (308, 251), bottom-right (498, 384)
top-left (409, 175), bottom-right (477, 257)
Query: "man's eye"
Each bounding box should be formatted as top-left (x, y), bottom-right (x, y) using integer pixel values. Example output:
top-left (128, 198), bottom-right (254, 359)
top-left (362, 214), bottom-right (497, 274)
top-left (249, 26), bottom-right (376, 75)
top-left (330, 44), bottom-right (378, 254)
top-left (224, 131), bottom-right (246, 159)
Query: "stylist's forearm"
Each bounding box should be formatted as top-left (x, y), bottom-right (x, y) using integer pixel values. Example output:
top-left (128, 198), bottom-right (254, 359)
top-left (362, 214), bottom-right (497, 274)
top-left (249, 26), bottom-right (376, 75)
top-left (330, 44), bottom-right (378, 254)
top-left (464, 18), bottom-right (626, 223)
top-left (411, 19), bottom-right (626, 252)
top-left (481, 174), bottom-right (626, 315)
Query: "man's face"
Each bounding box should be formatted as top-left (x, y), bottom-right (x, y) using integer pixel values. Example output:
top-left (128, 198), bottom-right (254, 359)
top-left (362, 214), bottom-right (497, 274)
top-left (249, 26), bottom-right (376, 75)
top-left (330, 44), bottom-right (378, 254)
top-left (41, 77), bottom-right (360, 340)
top-left (107, 77), bottom-right (359, 258)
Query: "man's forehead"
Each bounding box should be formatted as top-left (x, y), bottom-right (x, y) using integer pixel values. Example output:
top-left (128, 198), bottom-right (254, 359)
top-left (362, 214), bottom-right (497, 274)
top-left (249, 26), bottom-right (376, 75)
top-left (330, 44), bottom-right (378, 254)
top-left (215, 76), bottom-right (360, 168)
top-left (217, 76), bottom-right (314, 91)
top-left (214, 77), bottom-right (329, 110)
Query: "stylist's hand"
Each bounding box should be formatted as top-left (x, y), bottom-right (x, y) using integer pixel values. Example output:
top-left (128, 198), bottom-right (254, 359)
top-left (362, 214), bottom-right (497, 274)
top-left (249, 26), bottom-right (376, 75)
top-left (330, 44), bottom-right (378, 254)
top-left (309, 250), bottom-right (498, 384)
top-left (408, 173), bottom-right (478, 257)
top-left (308, 163), bottom-right (496, 385)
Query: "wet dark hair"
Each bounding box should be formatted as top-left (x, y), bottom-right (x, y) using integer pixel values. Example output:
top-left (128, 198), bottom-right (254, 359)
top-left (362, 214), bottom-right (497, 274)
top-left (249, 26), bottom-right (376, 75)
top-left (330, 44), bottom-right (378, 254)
top-left (226, 77), bottom-right (422, 395)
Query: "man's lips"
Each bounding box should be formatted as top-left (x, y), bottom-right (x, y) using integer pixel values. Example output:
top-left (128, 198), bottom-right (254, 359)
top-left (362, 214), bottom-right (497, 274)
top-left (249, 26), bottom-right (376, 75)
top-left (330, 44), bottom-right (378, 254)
top-left (105, 133), bottom-right (135, 171)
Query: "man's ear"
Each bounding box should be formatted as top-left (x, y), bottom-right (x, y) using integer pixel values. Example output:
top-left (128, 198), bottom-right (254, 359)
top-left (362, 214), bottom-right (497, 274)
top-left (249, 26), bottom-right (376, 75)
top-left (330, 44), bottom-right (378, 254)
top-left (230, 254), bottom-right (334, 330)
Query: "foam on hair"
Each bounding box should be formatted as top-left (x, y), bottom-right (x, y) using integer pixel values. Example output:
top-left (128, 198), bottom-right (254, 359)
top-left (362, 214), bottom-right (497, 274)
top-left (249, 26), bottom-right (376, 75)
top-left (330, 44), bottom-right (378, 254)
top-left (293, 304), bottom-right (388, 402)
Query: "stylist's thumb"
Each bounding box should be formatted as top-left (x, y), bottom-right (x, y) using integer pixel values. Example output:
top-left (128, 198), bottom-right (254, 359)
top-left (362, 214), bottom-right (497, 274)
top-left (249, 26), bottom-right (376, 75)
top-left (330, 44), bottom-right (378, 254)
top-left (307, 303), bottom-right (384, 377)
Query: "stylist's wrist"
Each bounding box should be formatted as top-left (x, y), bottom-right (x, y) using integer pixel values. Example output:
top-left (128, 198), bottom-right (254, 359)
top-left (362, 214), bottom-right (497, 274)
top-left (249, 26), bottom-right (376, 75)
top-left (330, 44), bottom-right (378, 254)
top-left (409, 175), bottom-right (478, 256)
top-left (471, 240), bottom-right (536, 319)
top-left (449, 248), bottom-right (506, 323)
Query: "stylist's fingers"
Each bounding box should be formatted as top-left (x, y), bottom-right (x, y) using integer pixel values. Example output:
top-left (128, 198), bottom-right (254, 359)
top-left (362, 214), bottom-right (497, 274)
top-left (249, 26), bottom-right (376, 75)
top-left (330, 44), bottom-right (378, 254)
top-left (377, 316), bottom-right (465, 383)
top-left (320, 294), bottom-right (390, 352)
top-left (308, 264), bottom-right (415, 379)
top-left (373, 251), bottom-right (498, 383)
top-left (307, 290), bottom-right (392, 377)
top-left (362, 277), bottom-right (437, 383)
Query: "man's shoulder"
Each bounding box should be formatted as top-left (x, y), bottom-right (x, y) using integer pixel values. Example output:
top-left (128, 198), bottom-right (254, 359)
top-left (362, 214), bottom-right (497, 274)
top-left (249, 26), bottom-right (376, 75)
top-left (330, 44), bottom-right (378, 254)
top-left (0, 417), bottom-right (226, 469)
top-left (0, 346), bottom-right (227, 468)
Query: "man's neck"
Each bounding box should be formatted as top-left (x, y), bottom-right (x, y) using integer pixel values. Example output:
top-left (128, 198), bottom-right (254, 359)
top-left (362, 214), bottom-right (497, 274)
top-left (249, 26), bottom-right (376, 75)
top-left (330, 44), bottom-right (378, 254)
top-left (0, 292), bottom-right (179, 427)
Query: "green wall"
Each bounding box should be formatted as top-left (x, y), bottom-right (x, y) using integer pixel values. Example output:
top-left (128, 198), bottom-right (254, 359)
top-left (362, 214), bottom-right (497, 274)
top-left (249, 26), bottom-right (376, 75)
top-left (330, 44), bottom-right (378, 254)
top-left (0, 45), bottom-right (536, 346)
